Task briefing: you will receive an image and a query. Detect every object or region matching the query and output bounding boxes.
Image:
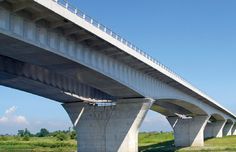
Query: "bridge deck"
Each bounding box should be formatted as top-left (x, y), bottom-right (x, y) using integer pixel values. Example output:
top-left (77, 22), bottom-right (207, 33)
top-left (0, 0), bottom-right (235, 119)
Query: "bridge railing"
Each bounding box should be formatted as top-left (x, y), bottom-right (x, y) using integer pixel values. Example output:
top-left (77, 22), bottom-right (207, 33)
top-left (52, 0), bottom-right (211, 99)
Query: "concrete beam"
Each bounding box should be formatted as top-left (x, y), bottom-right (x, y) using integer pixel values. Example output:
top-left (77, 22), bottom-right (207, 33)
top-left (49, 20), bottom-right (73, 29)
top-left (167, 115), bottom-right (209, 147)
top-left (64, 27), bottom-right (84, 36)
top-left (32, 12), bottom-right (51, 22)
top-left (89, 41), bottom-right (108, 47)
top-left (63, 98), bottom-right (153, 152)
top-left (204, 120), bottom-right (226, 139)
top-left (12, 1), bottom-right (33, 13)
top-left (76, 34), bottom-right (93, 42)
top-left (97, 46), bottom-right (117, 52)
top-left (155, 102), bottom-right (192, 116)
top-left (0, 55), bottom-right (112, 102)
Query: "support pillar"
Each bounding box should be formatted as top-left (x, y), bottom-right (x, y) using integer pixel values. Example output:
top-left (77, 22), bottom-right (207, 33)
top-left (204, 120), bottom-right (226, 139)
top-left (167, 115), bottom-right (209, 147)
top-left (232, 124), bottom-right (236, 135)
top-left (223, 121), bottom-right (234, 136)
top-left (63, 98), bottom-right (153, 152)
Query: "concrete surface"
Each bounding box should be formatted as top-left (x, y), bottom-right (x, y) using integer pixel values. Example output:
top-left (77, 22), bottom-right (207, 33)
top-left (204, 120), bottom-right (226, 138)
top-left (63, 98), bottom-right (153, 152)
top-left (167, 116), bottom-right (209, 147)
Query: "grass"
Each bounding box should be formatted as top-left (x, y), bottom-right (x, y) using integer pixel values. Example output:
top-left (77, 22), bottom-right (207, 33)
top-left (0, 133), bottom-right (236, 152)
top-left (139, 132), bottom-right (176, 152)
top-left (0, 136), bottom-right (76, 152)
top-left (180, 136), bottom-right (236, 152)
top-left (139, 132), bottom-right (236, 152)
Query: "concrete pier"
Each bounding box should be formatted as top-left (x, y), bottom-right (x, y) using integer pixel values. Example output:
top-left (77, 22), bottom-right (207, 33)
top-left (232, 124), bottom-right (236, 135)
top-left (223, 121), bottom-right (234, 136)
top-left (63, 98), bottom-right (153, 152)
top-left (204, 120), bottom-right (226, 138)
top-left (167, 116), bottom-right (209, 147)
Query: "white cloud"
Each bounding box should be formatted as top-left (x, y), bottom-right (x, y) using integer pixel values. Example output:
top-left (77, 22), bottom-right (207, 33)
top-left (0, 106), bottom-right (71, 134)
top-left (14, 115), bottom-right (28, 125)
top-left (5, 106), bottom-right (17, 115)
top-left (0, 116), bottom-right (8, 123)
top-left (0, 106), bottom-right (29, 125)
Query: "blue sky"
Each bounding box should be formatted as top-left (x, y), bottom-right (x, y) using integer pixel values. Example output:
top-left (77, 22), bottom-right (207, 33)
top-left (1, 0), bottom-right (236, 134)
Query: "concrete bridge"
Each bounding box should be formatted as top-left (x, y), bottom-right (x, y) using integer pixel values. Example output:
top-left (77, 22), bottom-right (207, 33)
top-left (0, 0), bottom-right (235, 151)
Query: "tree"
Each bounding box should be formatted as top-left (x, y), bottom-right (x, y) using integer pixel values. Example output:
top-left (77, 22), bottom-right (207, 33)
top-left (17, 128), bottom-right (31, 137)
top-left (36, 128), bottom-right (50, 137)
top-left (24, 128), bottom-right (31, 137)
top-left (17, 130), bottom-right (24, 137)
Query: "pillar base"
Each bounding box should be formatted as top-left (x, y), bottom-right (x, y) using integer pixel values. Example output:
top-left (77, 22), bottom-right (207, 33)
top-left (63, 98), bottom-right (153, 152)
top-left (167, 115), bottom-right (209, 147)
top-left (232, 124), bottom-right (236, 135)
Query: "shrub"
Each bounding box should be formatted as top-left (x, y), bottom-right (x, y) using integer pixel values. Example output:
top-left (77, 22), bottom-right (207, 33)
top-left (70, 131), bottom-right (77, 140)
top-left (56, 132), bottom-right (68, 141)
top-left (0, 135), bottom-right (9, 141)
top-left (22, 135), bottom-right (30, 141)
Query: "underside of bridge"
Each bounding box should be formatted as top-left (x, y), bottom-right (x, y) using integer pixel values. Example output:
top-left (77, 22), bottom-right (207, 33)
top-left (0, 0), bottom-right (235, 152)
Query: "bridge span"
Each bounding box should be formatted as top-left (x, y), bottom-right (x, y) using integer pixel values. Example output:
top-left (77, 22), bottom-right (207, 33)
top-left (0, 0), bottom-right (235, 151)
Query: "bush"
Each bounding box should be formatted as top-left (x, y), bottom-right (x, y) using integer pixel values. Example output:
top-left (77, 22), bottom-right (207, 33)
top-left (70, 131), bottom-right (77, 140)
top-left (22, 135), bottom-right (30, 141)
top-left (0, 136), bottom-right (9, 141)
top-left (56, 132), bottom-right (68, 141)
top-left (13, 135), bottom-right (21, 141)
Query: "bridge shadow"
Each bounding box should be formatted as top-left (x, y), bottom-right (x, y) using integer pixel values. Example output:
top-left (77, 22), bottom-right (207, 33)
top-left (139, 137), bottom-right (219, 152)
top-left (139, 140), bottom-right (180, 152)
top-left (204, 137), bottom-right (214, 141)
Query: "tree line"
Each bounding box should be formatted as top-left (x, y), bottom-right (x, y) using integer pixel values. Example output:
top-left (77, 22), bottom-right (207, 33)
top-left (16, 127), bottom-right (76, 141)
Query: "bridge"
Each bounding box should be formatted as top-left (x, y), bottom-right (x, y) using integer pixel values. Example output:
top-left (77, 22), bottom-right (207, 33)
top-left (0, 0), bottom-right (235, 151)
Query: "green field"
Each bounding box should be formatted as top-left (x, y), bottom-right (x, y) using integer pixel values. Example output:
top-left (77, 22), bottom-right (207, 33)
top-left (0, 136), bottom-right (76, 152)
top-left (0, 133), bottom-right (236, 152)
top-left (139, 132), bottom-right (236, 152)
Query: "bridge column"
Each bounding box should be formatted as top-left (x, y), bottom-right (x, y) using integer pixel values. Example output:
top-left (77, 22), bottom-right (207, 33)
top-left (223, 121), bottom-right (234, 136)
top-left (232, 124), bottom-right (236, 135)
top-left (63, 98), bottom-right (153, 152)
top-left (167, 115), bottom-right (209, 147)
top-left (204, 120), bottom-right (226, 139)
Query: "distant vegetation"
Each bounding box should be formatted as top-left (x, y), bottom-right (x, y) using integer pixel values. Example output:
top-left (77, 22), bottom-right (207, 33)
top-left (0, 128), bottom-right (77, 152)
top-left (0, 136), bottom-right (76, 152)
top-left (16, 127), bottom-right (76, 141)
top-left (0, 129), bottom-right (236, 152)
